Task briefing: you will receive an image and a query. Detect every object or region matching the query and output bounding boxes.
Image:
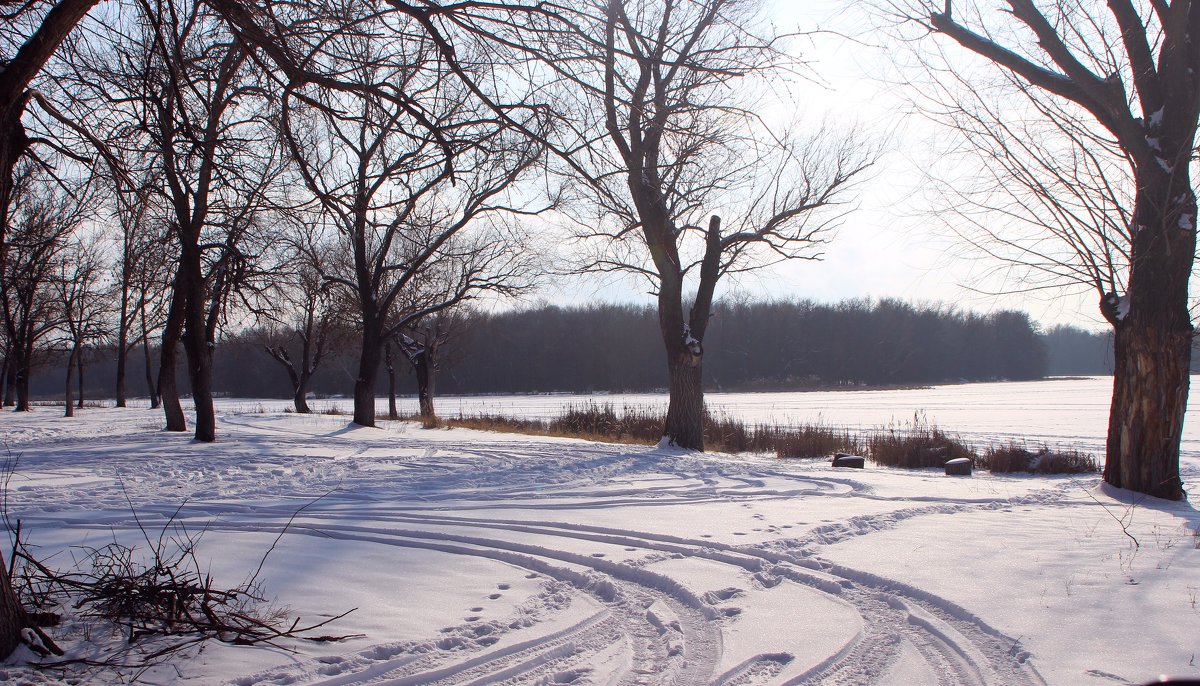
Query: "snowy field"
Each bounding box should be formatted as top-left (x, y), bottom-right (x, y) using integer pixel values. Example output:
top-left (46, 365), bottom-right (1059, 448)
top-left (0, 379), bottom-right (1196, 685)
top-left (313, 376), bottom-right (1197, 458)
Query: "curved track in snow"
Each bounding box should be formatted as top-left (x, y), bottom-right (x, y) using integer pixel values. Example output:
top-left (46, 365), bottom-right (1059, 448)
top-left (4, 409), bottom-right (1072, 684)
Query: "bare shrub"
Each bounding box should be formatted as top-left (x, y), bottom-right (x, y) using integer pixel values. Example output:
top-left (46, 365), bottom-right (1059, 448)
top-left (775, 426), bottom-right (863, 459)
top-left (5, 498), bottom-right (355, 676)
top-left (981, 443), bottom-right (1036, 473)
top-left (867, 422), bottom-right (977, 469)
top-left (981, 442), bottom-right (1099, 474)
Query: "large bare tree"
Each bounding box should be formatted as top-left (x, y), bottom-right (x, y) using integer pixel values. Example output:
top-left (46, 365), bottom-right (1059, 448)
top-left (888, 0), bottom-right (1197, 500)
top-left (279, 19), bottom-right (541, 428)
top-left (527, 0), bottom-right (869, 449)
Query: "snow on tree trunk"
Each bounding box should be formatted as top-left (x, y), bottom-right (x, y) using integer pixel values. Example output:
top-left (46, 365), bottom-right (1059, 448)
top-left (664, 357), bottom-right (704, 450)
top-left (1103, 185), bottom-right (1194, 501)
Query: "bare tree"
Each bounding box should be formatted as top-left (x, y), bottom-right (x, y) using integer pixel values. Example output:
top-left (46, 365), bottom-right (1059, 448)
top-left (53, 234), bottom-right (111, 417)
top-left (0, 0), bottom-right (102, 281)
top-left (397, 308), bottom-right (469, 421)
top-left (259, 242), bottom-right (343, 414)
top-left (279, 20), bottom-right (542, 428)
top-left (885, 0), bottom-right (1198, 500)
top-left (0, 163), bottom-right (87, 412)
top-left (78, 0), bottom-right (285, 440)
top-left (526, 0), bottom-right (869, 449)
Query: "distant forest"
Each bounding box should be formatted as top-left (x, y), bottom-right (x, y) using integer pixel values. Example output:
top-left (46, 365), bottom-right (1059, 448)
top-left (30, 298), bottom-right (1116, 401)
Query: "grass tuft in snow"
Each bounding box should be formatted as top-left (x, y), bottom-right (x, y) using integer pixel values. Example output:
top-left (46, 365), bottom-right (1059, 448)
top-left (867, 421), bottom-right (976, 469)
top-left (981, 442), bottom-right (1099, 474)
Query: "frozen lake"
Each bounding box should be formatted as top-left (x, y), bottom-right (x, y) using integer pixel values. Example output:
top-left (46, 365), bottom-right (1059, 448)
top-left (263, 375), bottom-right (1200, 458)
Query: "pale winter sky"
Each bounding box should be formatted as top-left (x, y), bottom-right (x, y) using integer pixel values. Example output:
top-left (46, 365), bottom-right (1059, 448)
top-left (545, 1), bottom-right (1111, 332)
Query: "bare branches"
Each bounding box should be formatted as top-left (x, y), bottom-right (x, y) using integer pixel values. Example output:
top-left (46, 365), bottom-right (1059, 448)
top-left (7, 504), bottom-right (357, 677)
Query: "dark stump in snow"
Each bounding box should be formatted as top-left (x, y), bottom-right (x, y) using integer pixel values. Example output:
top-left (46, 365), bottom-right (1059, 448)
top-left (945, 457), bottom-right (972, 476)
top-left (832, 455), bottom-right (865, 469)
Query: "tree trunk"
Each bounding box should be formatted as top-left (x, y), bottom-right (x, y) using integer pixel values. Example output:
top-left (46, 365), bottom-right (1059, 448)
top-left (142, 331), bottom-right (160, 409)
top-left (64, 345), bottom-right (77, 417)
top-left (76, 351), bottom-right (83, 408)
top-left (159, 268), bottom-right (187, 431)
top-left (412, 347), bottom-right (435, 419)
top-left (0, 550), bottom-right (26, 660)
top-left (352, 322), bottom-right (381, 427)
top-left (3, 359), bottom-right (13, 407)
top-left (657, 286), bottom-right (706, 449)
top-left (179, 242), bottom-right (214, 442)
top-left (1102, 183), bottom-right (1194, 501)
top-left (115, 321), bottom-right (128, 408)
top-left (664, 358), bottom-right (704, 449)
top-left (14, 336), bottom-right (32, 412)
top-left (385, 342), bottom-right (398, 421)
top-left (293, 379), bottom-right (310, 414)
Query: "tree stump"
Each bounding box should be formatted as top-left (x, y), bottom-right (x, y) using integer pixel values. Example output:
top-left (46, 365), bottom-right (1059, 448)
top-left (832, 455), bottom-right (865, 469)
top-left (944, 457), bottom-right (972, 476)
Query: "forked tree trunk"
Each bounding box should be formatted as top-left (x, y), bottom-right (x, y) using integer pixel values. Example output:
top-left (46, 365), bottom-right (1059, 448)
top-left (1102, 184), bottom-right (1194, 501)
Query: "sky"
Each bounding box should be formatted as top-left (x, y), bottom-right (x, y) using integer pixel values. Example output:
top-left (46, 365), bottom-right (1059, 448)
top-left (544, 1), bottom-right (1112, 333)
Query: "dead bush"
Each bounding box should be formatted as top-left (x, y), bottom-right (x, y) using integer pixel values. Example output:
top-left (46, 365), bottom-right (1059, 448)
top-left (982, 442), bottom-right (1098, 474)
top-left (867, 423), bottom-right (977, 469)
top-left (775, 426), bottom-right (863, 459)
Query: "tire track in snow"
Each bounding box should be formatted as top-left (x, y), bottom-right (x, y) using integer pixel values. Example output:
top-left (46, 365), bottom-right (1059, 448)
top-left (9, 411), bottom-right (1057, 684)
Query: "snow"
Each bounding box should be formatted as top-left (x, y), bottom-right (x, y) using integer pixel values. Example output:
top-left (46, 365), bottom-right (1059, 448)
top-left (0, 379), bottom-right (1197, 685)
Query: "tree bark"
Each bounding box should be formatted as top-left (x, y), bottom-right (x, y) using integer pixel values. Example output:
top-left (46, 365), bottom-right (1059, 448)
top-left (64, 345), bottom-right (77, 417)
top-left (411, 346), bottom-right (435, 419)
top-left (13, 335), bottom-right (32, 412)
top-left (293, 380), bottom-right (310, 414)
top-left (159, 266), bottom-right (187, 431)
top-left (76, 351), bottom-right (83, 408)
top-left (142, 329), bottom-right (160, 409)
top-left (3, 359), bottom-right (14, 407)
top-left (385, 342), bottom-right (399, 421)
top-left (115, 315), bottom-right (128, 408)
top-left (664, 357), bottom-right (704, 449)
top-left (352, 321), bottom-right (381, 427)
top-left (0, 551), bottom-right (27, 660)
top-left (1102, 183), bottom-right (1194, 501)
top-left (179, 241), bottom-right (215, 442)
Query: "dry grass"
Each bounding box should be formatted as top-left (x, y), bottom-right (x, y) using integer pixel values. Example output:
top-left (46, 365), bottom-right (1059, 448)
top-left (388, 401), bottom-right (1095, 478)
top-left (774, 426), bottom-right (863, 459)
top-left (981, 442), bottom-right (1099, 474)
top-left (867, 423), bottom-right (977, 469)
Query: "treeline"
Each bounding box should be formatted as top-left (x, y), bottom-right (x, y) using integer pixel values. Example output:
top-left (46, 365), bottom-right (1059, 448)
top-left (435, 299), bottom-right (1081, 394)
top-left (30, 298), bottom-right (1116, 400)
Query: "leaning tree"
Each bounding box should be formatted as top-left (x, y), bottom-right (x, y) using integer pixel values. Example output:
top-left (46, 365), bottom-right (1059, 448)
top-left (888, 0), bottom-right (1198, 500)
top-left (524, 0), bottom-right (869, 449)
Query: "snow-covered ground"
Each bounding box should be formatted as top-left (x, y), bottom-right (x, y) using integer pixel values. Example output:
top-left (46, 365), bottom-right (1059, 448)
top-left (0, 383), bottom-right (1197, 685)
